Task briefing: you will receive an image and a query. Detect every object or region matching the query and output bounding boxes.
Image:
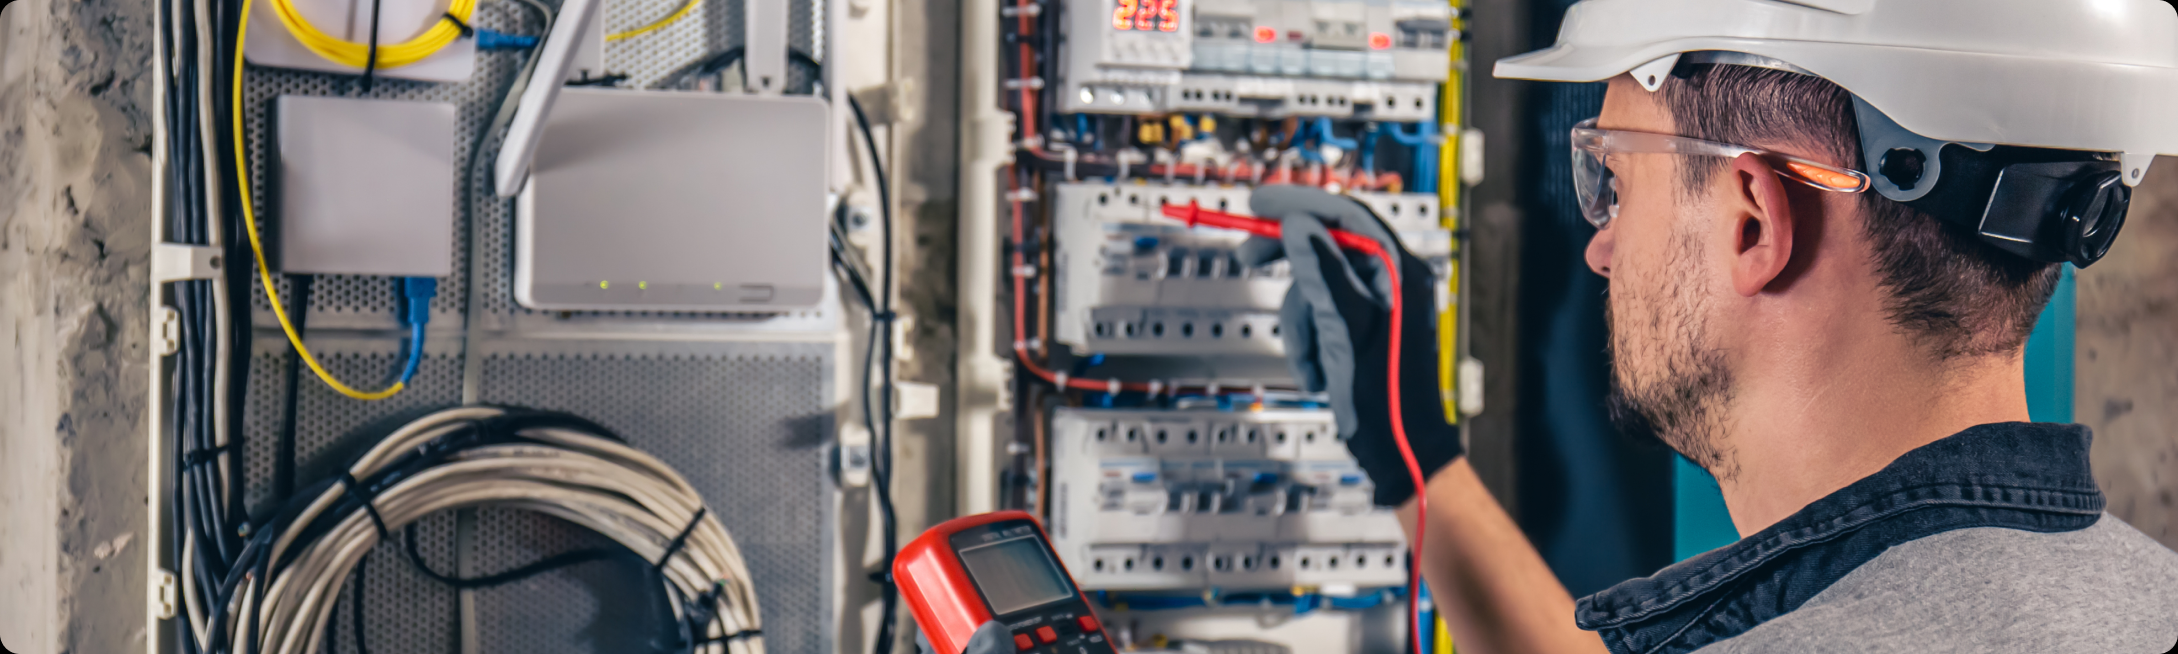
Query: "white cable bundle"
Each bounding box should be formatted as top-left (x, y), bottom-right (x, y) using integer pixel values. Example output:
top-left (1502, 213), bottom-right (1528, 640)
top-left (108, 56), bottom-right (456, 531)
top-left (216, 406), bottom-right (764, 654)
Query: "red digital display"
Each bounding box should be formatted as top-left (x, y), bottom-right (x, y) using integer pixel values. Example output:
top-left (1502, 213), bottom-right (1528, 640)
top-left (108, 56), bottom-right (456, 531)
top-left (1113, 0), bottom-right (1179, 31)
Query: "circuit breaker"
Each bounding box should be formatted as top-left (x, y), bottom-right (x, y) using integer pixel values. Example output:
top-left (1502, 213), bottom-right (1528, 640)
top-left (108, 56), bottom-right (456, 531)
top-left (1049, 182), bottom-right (1453, 356)
top-left (1048, 408), bottom-right (1408, 593)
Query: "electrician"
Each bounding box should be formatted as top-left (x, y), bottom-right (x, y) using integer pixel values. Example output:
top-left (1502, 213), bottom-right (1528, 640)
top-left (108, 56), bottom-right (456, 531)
top-left (1228, 1), bottom-right (2178, 652)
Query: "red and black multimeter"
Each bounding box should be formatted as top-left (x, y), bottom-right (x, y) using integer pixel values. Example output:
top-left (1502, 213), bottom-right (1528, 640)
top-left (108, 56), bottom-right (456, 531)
top-left (895, 511), bottom-right (1117, 654)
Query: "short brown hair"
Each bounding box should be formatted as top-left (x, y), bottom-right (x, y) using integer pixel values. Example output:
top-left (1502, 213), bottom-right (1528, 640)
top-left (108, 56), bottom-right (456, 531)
top-left (1656, 63), bottom-right (2061, 360)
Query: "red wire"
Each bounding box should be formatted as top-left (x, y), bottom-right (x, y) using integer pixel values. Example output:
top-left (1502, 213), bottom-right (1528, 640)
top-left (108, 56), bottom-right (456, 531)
top-left (1161, 204), bottom-right (1429, 654)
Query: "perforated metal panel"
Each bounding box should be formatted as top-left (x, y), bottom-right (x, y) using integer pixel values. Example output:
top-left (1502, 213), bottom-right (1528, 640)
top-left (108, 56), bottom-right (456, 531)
top-left (234, 0), bottom-right (840, 650)
top-left (478, 346), bottom-right (834, 654)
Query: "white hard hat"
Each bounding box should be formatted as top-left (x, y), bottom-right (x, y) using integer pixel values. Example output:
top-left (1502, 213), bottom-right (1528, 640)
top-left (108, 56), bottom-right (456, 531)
top-left (1495, 0), bottom-right (2178, 266)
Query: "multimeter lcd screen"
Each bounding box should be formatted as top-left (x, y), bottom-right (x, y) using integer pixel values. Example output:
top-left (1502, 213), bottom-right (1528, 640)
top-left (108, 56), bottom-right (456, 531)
top-left (959, 536), bottom-right (1073, 614)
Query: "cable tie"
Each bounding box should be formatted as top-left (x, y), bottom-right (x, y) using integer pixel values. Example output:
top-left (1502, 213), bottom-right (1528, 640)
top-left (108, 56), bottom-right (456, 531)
top-left (337, 472), bottom-right (392, 541)
top-left (442, 11), bottom-right (475, 37)
top-left (1012, 339), bottom-right (1029, 351)
top-left (1107, 378), bottom-right (1121, 395)
top-left (1005, 188), bottom-right (1039, 202)
top-left (999, 3), bottom-right (1041, 17)
top-left (1208, 382), bottom-right (1223, 397)
top-left (1054, 372), bottom-right (1069, 389)
top-left (1011, 264), bottom-right (1038, 278)
top-left (1025, 337), bottom-right (1042, 350)
top-left (1147, 380), bottom-right (1164, 397)
top-left (654, 507), bottom-right (708, 571)
top-left (181, 443), bottom-right (234, 467)
top-left (695, 629), bottom-right (766, 645)
top-left (1003, 77), bottom-right (1045, 90)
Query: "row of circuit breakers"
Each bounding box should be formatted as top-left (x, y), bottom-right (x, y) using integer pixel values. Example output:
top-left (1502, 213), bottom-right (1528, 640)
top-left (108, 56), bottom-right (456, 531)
top-left (1063, 0), bottom-right (1455, 119)
top-left (1042, 183), bottom-right (1453, 595)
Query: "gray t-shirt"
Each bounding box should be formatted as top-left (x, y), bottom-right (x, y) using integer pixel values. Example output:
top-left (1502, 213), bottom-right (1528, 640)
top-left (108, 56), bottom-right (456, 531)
top-left (1700, 514), bottom-right (2178, 653)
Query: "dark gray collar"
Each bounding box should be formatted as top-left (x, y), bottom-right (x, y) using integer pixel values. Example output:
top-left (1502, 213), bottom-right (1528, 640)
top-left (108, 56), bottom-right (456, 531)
top-left (1575, 422), bottom-right (2106, 654)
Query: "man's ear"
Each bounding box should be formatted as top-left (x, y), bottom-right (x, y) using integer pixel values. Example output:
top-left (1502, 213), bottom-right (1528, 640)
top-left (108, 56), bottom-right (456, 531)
top-left (1724, 152), bottom-right (1797, 297)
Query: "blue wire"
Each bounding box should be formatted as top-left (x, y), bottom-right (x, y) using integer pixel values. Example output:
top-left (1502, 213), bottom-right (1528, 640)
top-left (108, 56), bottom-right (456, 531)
top-left (1385, 122), bottom-right (1439, 193)
top-left (1294, 119), bottom-right (1322, 164)
top-left (398, 320), bottom-right (425, 383)
top-left (475, 29), bottom-right (539, 50)
top-left (1360, 124), bottom-right (1380, 173)
top-left (1315, 117), bottom-right (1359, 151)
top-left (397, 277), bottom-right (437, 384)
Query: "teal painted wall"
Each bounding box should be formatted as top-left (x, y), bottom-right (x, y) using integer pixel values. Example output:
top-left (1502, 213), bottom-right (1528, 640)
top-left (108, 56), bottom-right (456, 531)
top-left (1673, 455), bottom-right (1737, 561)
top-left (2023, 265), bottom-right (2076, 423)
top-left (1672, 266), bottom-right (2078, 561)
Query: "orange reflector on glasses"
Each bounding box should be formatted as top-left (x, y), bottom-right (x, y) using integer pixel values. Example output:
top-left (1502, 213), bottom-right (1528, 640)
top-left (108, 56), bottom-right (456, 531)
top-left (1784, 161), bottom-right (1870, 192)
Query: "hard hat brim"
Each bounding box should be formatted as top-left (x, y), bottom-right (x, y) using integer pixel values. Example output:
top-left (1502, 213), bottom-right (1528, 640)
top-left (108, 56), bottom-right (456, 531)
top-left (1493, 37), bottom-right (2178, 163)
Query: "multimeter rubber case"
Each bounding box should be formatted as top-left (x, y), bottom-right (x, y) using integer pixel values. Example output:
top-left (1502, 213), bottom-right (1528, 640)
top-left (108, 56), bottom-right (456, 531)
top-left (895, 511), bottom-right (1118, 654)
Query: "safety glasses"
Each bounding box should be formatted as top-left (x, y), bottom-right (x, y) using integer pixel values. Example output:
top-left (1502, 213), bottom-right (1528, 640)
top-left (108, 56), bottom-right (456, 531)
top-left (1571, 117), bottom-right (1872, 229)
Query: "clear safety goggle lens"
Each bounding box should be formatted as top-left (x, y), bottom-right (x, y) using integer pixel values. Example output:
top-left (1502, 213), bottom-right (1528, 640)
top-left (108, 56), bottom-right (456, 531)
top-left (1571, 131), bottom-right (1620, 229)
top-left (1567, 117), bottom-right (1870, 230)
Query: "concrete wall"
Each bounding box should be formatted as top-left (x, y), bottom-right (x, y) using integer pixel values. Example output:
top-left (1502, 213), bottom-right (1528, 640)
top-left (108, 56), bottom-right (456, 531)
top-left (0, 0), bottom-right (155, 650)
top-left (2080, 156), bottom-right (2178, 549)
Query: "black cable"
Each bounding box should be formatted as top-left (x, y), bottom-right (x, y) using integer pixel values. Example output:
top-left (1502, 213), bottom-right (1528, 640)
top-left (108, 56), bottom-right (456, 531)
top-left (848, 94), bottom-right (900, 654)
top-left (361, 0), bottom-right (383, 92)
top-left (401, 523), bottom-right (624, 589)
top-left (352, 554), bottom-right (371, 654)
top-left (654, 47), bottom-right (742, 90)
top-left (276, 274), bottom-right (313, 502)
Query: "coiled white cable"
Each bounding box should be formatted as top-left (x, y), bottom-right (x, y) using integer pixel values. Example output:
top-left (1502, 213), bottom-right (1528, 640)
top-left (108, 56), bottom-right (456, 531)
top-left (209, 406), bottom-right (764, 654)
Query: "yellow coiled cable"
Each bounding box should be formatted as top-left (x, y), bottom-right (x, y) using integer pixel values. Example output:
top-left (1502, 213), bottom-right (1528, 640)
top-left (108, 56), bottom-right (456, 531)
top-left (236, 0), bottom-right (407, 401)
top-left (268, 0), bottom-right (478, 70)
top-left (608, 0), bottom-right (700, 41)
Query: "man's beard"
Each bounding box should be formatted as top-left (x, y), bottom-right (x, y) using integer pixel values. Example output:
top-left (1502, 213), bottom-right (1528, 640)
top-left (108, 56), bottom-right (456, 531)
top-left (1602, 231), bottom-right (1740, 482)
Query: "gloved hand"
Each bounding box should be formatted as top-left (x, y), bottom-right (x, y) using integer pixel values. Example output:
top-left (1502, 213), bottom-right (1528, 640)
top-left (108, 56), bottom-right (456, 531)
top-left (1236, 185), bottom-right (1463, 507)
top-left (914, 620), bottom-right (1014, 654)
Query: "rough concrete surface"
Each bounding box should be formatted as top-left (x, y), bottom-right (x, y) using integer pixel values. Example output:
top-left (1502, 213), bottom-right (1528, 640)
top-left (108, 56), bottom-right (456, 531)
top-left (2079, 156), bottom-right (2178, 550)
top-left (0, 0), bottom-right (155, 650)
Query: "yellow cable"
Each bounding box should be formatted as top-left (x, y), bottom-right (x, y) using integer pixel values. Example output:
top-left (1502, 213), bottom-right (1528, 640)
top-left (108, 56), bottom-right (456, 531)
top-left (235, 0), bottom-right (406, 401)
top-left (268, 0), bottom-right (478, 70)
top-left (607, 0), bottom-right (700, 41)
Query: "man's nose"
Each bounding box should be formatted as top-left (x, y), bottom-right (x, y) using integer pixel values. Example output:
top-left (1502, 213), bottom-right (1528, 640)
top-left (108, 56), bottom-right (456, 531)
top-left (1585, 222), bottom-right (1615, 278)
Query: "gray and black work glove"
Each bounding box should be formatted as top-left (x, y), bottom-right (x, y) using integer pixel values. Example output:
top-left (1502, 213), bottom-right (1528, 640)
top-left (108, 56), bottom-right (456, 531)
top-left (1236, 185), bottom-right (1463, 507)
top-left (914, 621), bottom-right (1014, 654)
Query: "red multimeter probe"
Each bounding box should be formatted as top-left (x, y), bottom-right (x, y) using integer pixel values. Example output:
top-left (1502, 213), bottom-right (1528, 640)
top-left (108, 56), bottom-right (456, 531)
top-left (896, 511), bottom-right (1117, 654)
top-left (1160, 202), bottom-right (1432, 654)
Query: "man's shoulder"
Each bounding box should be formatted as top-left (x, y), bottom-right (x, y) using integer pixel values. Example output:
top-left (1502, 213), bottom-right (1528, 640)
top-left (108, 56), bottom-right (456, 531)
top-left (1701, 514), bottom-right (2178, 653)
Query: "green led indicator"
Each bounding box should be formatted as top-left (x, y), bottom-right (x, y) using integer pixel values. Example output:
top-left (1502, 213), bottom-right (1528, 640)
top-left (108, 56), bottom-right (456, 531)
top-left (639, 281), bottom-right (648, 290)
top-left (713, 282), bottom-right (723, 290)
top-left (599, 280), bottom-right (609, 290)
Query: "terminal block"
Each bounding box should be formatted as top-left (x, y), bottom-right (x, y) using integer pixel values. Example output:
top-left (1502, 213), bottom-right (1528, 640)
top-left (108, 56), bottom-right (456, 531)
top-left (1057, 0), bottom-right (1453, 116)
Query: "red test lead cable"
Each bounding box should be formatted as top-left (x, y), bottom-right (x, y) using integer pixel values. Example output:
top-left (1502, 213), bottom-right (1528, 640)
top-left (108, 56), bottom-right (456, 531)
top-left (1161, 201), bottom-right (1432, 654)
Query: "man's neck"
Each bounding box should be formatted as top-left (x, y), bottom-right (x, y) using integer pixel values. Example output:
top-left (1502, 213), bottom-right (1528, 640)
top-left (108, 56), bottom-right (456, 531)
top-left (1715, 334), bottom-right (2033, 537)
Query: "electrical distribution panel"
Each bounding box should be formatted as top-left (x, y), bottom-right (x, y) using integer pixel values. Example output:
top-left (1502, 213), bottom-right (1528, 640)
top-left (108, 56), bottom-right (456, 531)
top-left (1048, 408), bottom-right (1407, 592)
top-left (1059, 0), bottom-right (1453, 118)
top-left (1051, 182), bottom-right (1452, 356)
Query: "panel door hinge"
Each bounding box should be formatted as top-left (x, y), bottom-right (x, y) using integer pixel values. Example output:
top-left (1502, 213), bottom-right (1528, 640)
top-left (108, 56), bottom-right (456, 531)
top-left (836, 424), bottom-right (871, 488)
top-left (156, 307), bottom-right (181, 357)
top-left (152, 569), bottom-right (178, 620)
top-left (894, 381), bottom-right (941, 421)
